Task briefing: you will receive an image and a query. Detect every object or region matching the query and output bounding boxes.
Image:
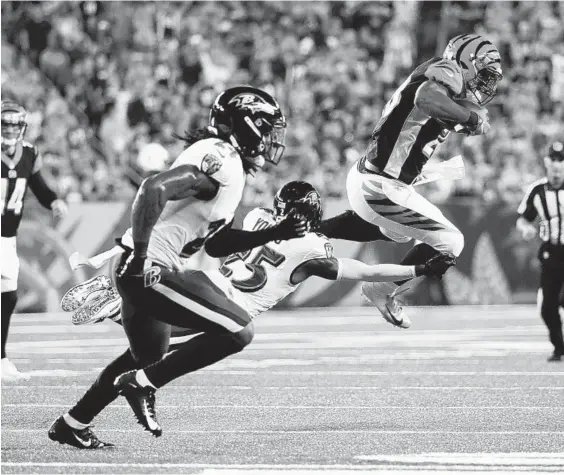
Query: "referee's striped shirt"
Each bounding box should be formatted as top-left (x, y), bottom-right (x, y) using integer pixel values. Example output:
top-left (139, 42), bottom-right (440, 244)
top-left (518, 178), bottom-right (564, 246)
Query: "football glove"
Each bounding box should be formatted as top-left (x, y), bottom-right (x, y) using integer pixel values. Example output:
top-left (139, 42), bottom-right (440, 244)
top-left (272, 209), bottom-right (308, 241)
top-left (417, 252), bottom-right (457, 278)
top-left (464, 109), bottom-right (491, 136)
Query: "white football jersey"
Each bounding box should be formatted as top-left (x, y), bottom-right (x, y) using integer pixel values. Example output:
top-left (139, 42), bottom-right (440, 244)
top-left (206, 207), bottom-right (334, 318)
top-left (121, 138), bottom-right (245, 270)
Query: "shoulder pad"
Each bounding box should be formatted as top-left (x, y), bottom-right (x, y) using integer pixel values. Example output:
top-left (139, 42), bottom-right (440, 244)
top-left (425, 59), bottom-right (464, 96)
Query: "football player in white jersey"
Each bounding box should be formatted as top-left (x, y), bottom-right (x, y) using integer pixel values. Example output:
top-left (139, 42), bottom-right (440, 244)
top-left (48, 86), bottom-right (309, 449)
top-left (53, 181), bottom-right (452, 446)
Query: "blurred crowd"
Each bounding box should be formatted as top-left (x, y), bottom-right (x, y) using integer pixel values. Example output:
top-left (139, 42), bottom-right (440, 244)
top-left (1, 1), bottom-right (563, 205)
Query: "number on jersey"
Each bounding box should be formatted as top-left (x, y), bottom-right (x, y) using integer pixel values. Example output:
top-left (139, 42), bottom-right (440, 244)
top-left (1, 178), bottom-right (26, 215)
top-left (422, 128), bottom-right (450, 159)
top-left (220, 245), bottom-right (286, 292)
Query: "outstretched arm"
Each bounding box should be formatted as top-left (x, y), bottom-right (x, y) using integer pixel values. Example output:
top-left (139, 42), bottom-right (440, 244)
top-left (131, 164), bottom-right (218, 257)
top-left (204, 211), bottom-right (307, 257)
top-left (290, 254), bottom-right (455, 285)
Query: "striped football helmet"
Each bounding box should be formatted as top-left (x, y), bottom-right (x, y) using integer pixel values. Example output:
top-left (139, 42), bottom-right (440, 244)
top-left (443, 34), bottom-right (503, 105)
top-left (1, 101), bottom-right (27, 147)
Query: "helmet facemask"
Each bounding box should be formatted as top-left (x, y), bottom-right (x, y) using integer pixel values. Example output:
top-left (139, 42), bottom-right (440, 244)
top-left (273, 183), bottom-right (322, 231)
top-left (259, 118), bottom-right (286, 165)
top-left (466, 53), bottom-right (503, 105)
top-left (1, 112), bottom-right (27, 148)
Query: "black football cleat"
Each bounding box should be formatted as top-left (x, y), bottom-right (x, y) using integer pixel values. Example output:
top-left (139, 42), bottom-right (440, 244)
top-left (48, 416), bottom-right (114, 449)
top-left (114, 371), bottom-right (162, 437)
top-left (547, 352), bottom-right (563, 362)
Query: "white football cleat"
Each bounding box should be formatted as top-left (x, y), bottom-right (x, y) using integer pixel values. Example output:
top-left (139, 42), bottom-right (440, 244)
top-left (61, 275), bottom-right (112, 312)
top-left (1, 357), bottom-right (30, 382)
top-left (72, 288), bottom-right (121, 325)
top-left (361, 281), bottom-right (412, 329)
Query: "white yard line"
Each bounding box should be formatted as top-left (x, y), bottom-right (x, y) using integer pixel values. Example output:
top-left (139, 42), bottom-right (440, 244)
top-left (4, 429), bottom-right (564, 435)
top-left (3, 385), bottom-right (563, 390)
top-left (2, 403), bottom-right (562, 409)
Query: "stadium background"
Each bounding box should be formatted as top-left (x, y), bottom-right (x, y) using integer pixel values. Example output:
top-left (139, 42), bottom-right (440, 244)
top-left (1, 0), bottom-right (563, 312)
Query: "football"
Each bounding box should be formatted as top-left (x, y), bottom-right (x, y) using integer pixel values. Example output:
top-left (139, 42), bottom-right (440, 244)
top-left (438, 98), bottom-right (486, 133)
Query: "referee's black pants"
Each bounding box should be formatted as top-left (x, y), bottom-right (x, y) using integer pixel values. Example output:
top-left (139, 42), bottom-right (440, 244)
top-left (539, 245), bottom-right (564, 355)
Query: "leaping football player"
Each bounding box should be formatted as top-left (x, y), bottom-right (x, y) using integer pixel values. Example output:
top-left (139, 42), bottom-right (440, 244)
top-left (317, 34), bottom-right (503, 328)
top-left (48, 86), bottom-right (311, 448)
top-left (1, 100), bottom-right (68, 382)
top-left (52, 181), bottom-right (453, 446)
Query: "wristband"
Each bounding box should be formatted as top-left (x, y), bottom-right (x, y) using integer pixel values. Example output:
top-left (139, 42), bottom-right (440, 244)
top-left (133, 241), bottom-right (148, 259)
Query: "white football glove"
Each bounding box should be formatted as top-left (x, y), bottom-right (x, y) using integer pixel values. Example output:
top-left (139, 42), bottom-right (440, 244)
top-left (466, 109), bottom-right (491, 136)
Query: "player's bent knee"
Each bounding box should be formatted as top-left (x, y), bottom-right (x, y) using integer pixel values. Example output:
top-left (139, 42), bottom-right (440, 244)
top-left (438, 229), bottom-right (464, 257)
top-left (231, 321), bottom-right (255, 350)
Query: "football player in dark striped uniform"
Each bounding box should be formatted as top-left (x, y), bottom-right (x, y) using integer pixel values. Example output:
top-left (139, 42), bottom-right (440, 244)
top-left (318, 34), bottom-right (503, 328)
top-left (1, 100), bottom-right (68, 381)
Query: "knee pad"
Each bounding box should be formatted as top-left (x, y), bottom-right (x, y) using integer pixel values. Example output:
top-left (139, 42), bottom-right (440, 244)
top-left (231, 322), bottom-right (255, 350)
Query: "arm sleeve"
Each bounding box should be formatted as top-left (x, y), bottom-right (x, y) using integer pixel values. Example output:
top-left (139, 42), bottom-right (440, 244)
top-left (424, 59), bottom-right (464, 96)
top-left (517, 185), bottom-right (539, 222)
top-left (28, 171), bottom-right (58, 209)
top-left (204, 222), bottom-right (281, 258)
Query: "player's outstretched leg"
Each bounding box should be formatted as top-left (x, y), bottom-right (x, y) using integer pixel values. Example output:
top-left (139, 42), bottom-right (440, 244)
top-left (114, 324), bottom-right (254, 437)
top-left (317, 210), bottom-right (392, 242)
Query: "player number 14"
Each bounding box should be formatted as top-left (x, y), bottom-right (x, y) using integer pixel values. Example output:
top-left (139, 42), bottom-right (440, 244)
top-left (1, 178), bottom-right (27, 215)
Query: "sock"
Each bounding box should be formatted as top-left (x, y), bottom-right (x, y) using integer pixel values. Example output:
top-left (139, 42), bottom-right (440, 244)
top-left (1, 291), bottom-right (18, 359)
top-left (135, 369), bottom-right (156, 389)
top-left (144, 333), bottom-right (243, 388)
top-left (395, 243), bottom-right (439, 286)
top-left (69, 349), bottom-right (136, 424)
top-left (63, 413), bottom-right (89, 430)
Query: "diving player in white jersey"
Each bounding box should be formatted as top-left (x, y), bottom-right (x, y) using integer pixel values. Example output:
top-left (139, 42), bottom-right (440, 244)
top-left (49, 86), bottom-right (309, 449)
top-left (54, 181), bottom-right (453, 445)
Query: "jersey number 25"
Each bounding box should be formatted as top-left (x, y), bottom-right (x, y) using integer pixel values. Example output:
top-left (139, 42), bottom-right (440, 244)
top-left (220, 245), bottom-right (285, 293)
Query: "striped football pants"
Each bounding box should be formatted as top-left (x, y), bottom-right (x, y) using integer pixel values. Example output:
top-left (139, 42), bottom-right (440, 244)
top-left (346, 164), bottom-right (464, 257)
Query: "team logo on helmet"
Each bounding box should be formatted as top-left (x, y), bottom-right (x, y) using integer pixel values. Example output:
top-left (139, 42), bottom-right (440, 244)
top-left (303, 190), bottom-right (320, 207)
top-left (229, 94), bottom-right (277, 115)
top-left (443, 34), bottom-right (502, 105)
top-left (201, 154), bottom-right (223, 176)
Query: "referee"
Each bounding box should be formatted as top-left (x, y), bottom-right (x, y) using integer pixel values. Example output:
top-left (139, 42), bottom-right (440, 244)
top-left (517, 141), bottom-right (564, 362)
